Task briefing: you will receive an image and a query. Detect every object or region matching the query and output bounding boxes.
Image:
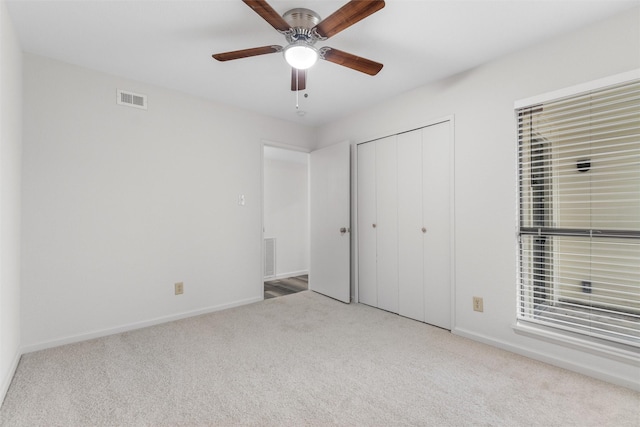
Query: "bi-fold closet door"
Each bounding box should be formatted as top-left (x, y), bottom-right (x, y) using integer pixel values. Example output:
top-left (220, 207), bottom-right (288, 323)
top-left (357, 121), bottom-right (451, 330)
top-left (357, 135), bottom-right (399, 313)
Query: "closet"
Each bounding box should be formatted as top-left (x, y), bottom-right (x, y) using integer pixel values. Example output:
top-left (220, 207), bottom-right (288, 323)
top-left (357, 121), bottom-right (452, 329)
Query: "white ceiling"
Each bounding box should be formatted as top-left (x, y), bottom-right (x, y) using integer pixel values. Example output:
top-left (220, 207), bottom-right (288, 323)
top-left (6, 0), bottom-right (639, 127)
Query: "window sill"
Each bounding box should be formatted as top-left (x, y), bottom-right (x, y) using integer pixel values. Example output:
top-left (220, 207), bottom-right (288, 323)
top-left (513, 320), bottom-right (640, 366)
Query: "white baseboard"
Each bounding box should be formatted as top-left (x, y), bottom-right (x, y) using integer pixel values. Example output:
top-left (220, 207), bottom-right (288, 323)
top-left (21, 296), bottom-right (263, 354)
top-left (452, 327), bottom-right (640, 392)
top-left (1, 349), bottom-right (21, 405)
top-left (265, 270), bottom-right (308, 281)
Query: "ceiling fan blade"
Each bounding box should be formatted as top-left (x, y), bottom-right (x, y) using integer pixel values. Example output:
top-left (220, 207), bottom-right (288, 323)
top-left (321, 48), bottom-right (383, 76)
top-left (291, 68), bottom-right (307, 91)
top-left (212, 45), bottom-right (282, 62)
top-left (314, 0), bottom-right (385, 39)
top-left (242, 0), bottom-right (291, 33)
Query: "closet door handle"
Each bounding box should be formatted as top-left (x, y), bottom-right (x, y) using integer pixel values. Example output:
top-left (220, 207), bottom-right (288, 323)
top-left (372, 223), bottom-right (377, 228)
top-left (340, 227), bottom-right (348, 235)
top-left (422, 227), bottom-right (427, 234)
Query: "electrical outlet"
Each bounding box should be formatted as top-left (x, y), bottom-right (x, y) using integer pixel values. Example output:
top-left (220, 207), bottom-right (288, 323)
top-left (175, 282), bottom-right (184, 295)
top-left (473, 296), bottom-right (483, 312)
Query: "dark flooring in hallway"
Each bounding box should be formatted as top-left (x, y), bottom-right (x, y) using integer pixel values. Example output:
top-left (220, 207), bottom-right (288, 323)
top-left (264, 275), bottom-right (308, 299)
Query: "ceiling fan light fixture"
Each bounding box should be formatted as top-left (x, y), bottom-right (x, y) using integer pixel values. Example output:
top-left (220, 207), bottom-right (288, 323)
top-left (284, 43), bottom-right (318, 70)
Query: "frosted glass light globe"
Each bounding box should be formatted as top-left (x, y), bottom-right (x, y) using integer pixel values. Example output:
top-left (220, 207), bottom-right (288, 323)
top-left (284, 43), bottom-right (318, 70)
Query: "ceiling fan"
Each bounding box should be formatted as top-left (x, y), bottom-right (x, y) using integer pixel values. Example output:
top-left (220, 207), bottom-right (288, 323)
top-left (212, 0), bottom-right (385, 91)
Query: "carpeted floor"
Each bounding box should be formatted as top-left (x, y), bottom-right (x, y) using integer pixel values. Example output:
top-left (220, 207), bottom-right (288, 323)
top-left (1, 290), bottom-right (638, 426)
top-left (264, 275), bottom-right (308, 299)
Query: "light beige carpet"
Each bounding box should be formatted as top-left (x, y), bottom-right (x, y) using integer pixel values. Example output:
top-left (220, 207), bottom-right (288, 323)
top-left (1, 290), bottom-right (638, 426)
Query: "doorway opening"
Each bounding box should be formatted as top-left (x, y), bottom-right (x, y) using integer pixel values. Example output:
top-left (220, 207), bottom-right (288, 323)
top-left (263, 145), bottom-right (309, 299)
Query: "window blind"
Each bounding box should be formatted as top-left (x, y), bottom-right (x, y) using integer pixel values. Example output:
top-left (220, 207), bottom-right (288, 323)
top-left (517, 79), bottom-right (640, 348)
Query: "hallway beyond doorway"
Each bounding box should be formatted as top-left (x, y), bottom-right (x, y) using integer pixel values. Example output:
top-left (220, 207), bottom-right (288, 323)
top-left (264, 275), bottom-right (308, 299)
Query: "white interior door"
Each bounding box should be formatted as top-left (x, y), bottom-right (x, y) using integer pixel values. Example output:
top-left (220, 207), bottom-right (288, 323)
top-left (397, 129), bottom-right (425, 321)
top-left (423, 122), bottom-right (451, 329)
top-left (310, 141), bottom-right (351, 303)
top-left (376, 136), bottom-right (399, 313)
top-left (357, 142), bottom-right (377, 306)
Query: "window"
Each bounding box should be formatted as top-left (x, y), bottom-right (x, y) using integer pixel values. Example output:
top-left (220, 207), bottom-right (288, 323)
top-left (517, 77), bottom-right (640, 349)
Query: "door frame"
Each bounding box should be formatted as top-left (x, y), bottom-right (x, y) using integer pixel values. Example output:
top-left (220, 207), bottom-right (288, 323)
top-left (352, 115), bottom-right (456, 329)
top-left (260, 140), bottom-right (311, 298)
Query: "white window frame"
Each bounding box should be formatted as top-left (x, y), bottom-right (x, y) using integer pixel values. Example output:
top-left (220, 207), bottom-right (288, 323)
top-left (513, 69), bottom-right (640, 364)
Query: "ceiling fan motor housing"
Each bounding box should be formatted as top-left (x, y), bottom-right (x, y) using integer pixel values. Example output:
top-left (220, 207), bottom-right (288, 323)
top-left (282, 8), bottom-right (322, 44)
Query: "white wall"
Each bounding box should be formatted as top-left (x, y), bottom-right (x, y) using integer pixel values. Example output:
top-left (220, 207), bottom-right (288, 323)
top-left (21, 54), bottom-right (315, 351)
top-left (0, 0), bottom-right (23, 401)
top-left (11, 4), bottom-right (640, 394)
top-left (318, 9), bottom-right (640, 389)
top-left (263, 148), bottom-right (308, 279)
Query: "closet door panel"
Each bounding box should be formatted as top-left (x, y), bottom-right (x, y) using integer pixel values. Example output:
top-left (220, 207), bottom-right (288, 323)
top-left (357, 142), bottom-right (377, 306)
top-left (422, 122), bottom-right (451, 329)
top-left (397, 130), bottom-right (424, 321)
top-left (376, 136), bottom-right (399, 313)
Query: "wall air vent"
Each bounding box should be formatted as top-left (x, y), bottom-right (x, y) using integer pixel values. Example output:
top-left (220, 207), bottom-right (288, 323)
top-left (117, 89), bottom-right (147, 110)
